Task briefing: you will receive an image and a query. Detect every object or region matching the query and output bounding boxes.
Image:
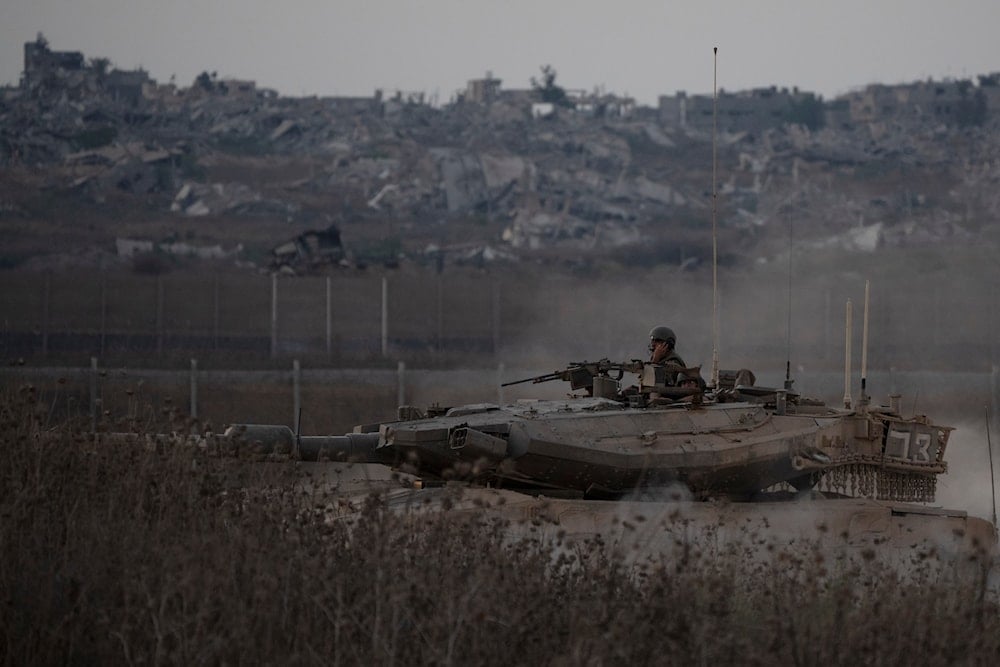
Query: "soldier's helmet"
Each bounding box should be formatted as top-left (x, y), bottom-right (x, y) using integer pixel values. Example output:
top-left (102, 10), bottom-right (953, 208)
top-left (649, 326), bottom-right (676, 346)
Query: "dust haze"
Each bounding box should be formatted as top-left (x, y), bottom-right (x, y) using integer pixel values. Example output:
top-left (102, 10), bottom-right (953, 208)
top-left (936, 421), bottom-right (999, 521)
top-left (499, 249), bottom-right (998, 378)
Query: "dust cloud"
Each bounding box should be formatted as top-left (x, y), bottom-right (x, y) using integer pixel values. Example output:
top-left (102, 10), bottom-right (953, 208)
top-left (936, 421), bottom-right (1000, 522)
top-left (500, 251), bottom-right (997, 382)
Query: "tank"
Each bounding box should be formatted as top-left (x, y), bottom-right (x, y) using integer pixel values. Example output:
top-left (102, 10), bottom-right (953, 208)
top-left (222, 359), bottom-right (997, 571)
top-left (228, 359), bottom-right (949, 504)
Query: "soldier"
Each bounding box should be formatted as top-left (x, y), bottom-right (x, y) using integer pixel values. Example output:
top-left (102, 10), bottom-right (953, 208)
top-left (648, 326), bottom-right (686, 367)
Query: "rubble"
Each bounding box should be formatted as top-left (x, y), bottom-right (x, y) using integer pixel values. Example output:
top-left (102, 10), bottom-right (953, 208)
top-left (269, 225), bottom-right (344, 272)
top-left (170, 181), bottom-right (298, 217)
top-left (116, 237), bottom-right (242, 260)
top-left (2, 34), bottom-right (999, 270)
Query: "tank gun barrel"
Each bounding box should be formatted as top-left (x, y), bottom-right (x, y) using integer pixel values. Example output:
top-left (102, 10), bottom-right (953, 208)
top-left (224, 424), bottom-right (383, 462)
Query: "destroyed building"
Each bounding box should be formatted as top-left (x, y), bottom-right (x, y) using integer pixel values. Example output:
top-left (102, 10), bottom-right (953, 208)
top-left (464, 73), bottom-right (503, 105)
top-left (2, 36), bottom-right (999, 273)
top-left (21, 34), bottom-right (85, 87)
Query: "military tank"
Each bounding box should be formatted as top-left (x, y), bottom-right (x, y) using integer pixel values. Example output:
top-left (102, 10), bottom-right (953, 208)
top-left (228, 358), bottom-right (948, 504)
top-left (222, 357), bottom-right (995, 571)
top-left (209, 359), bottom-right (1000, 580)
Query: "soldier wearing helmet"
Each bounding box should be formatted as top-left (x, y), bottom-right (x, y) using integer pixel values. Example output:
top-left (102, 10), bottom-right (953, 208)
top-left (648, 326), bottom-right (686, 367)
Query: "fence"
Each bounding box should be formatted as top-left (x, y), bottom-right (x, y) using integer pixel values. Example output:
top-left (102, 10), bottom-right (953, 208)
top-left (1, 269), bottom-right (507, 364)
top-left (3, 360), bottom-right (998, 438)
top-left (1, 264), bottom-right (998, 371)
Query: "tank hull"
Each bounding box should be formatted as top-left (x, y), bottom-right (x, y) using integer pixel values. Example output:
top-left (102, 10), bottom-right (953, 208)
top-left (383, 399), bottom-right (943, 499)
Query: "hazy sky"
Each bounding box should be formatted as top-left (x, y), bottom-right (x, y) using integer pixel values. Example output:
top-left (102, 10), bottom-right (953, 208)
top-left (2, 1), bottom-right (999, 105)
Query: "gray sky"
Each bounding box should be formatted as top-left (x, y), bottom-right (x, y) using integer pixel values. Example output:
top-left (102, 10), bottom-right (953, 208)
top-left (2, 0), bottom-right (999, 105)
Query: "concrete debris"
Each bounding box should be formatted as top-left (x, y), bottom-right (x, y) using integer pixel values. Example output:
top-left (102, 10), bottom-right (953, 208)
top-left (3, 35), bottom-right (999, 269)
top-left (171, 181), bottom-right (298, 217)
top-left (269, 224), bottom-right (344, 272)
top-left (421, 242), bottom-right (518, 267)
top-left (367, 184), bottom-right (399, 210)
top-left (269, 119), bottom-right (298, 141)
top-left (643, 124), bottom-right (675, 148)
top-left (115, 238), bottom-right (154, 256)
top-left (501, 209), bottom-right (641, 251)
top-left (430, 148), bottom-right (489, 212)
top-left (116, 237), bottom-right (242, 260)
top-left (631, 176), bottom-right (685, 206)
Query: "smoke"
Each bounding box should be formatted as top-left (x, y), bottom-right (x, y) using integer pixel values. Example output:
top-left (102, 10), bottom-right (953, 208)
top-left (935, 420), bottom-right (999, 522)
top-left (498, 249), bottom-right (997, 384)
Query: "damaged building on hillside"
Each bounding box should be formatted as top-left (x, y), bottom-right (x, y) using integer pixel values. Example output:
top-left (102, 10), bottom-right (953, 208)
top-left (20, 33), bottom-right (151, 104)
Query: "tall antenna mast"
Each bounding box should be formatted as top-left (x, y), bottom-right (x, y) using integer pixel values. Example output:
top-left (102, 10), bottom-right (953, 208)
top-left (784, 211), bottom-right (794, 390)
top-left (710, 46), bottom-right (720, 388)
top-left (861, 279), bottom-right (870, 408)
top-left (987, 405), bottom-right (997, 529)
top-left (843, 299), bottom-right (853, 409)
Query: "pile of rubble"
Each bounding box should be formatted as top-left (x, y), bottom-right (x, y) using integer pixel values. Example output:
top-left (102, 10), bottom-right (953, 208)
top-left (2, 36), bottom-right (999, 272)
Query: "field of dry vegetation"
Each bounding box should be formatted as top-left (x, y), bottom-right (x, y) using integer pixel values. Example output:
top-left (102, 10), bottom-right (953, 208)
top-left (3, 383), bottom-right (1000, 665)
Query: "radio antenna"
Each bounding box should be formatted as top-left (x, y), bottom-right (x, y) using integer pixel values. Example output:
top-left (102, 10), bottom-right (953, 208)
top-left (861, 279), bottom-right (870, 408)
top-left (784, 211), bottom-right (794, 390)
top-left (988, 405), bottom-right (997, 529)
top-left (710, 46), bottom-right (720, 389)
top-left (843, 299), bottom-right (853, 409)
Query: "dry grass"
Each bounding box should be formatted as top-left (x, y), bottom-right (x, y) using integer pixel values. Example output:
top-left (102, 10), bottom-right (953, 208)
top-left (2, 384), bottom-right (999, 665)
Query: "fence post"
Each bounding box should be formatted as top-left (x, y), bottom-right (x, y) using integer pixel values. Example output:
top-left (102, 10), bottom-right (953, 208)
top-left (381, 275), bottom-right (389, 358)
top-left (492, 280), bottom-right (501, 355)
top-left (292, 359), bottom-right (301, 428)
top-left (270, 273), bottom-right (278, 359)
top-left (42, 271), bottom-right (50, 358)
top-left (326, 275), bottom-right (332, 360)
top-left (397, 360), bottom-right (405, 406)
top-left (213, 274), bottom-right (220, 351)
top-left (156, 274), bottom-right (164, 356)
top-left (190, 358), bottom-right (198, 419)
top-left (823, 289), bottom-right (831, 362)
top-left (436, 274), bottom-right (443, 353)
top-left (90, 356), bottom-right (98, 433)
top-left (100, 272), bottom-right (107, 357)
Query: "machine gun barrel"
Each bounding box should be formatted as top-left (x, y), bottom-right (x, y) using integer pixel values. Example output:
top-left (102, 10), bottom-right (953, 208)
top-left (500, 370), bottom-right (566, 387)
top-left (502, 360), bottom-right (646, 389)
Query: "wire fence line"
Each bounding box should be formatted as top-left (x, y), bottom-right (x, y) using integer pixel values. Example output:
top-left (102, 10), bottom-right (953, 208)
top-left (1, 271), bottom-right (506, 363)
top-left (1, 359), bottom-right (528, 435)
top-left (1, 268), bottom-right (998, 371)
top-left (3, 361), bottom-right (998, 437)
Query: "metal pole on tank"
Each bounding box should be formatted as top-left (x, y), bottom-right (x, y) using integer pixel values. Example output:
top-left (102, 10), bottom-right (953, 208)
top-left (860, 280), bottom-right (870, 407)
top-left (843, 299), bottom-right (852, 409)
top-left (710, 46), bottom-right (720, 388)
top-left (986, 405), bottom-right (997, 529)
